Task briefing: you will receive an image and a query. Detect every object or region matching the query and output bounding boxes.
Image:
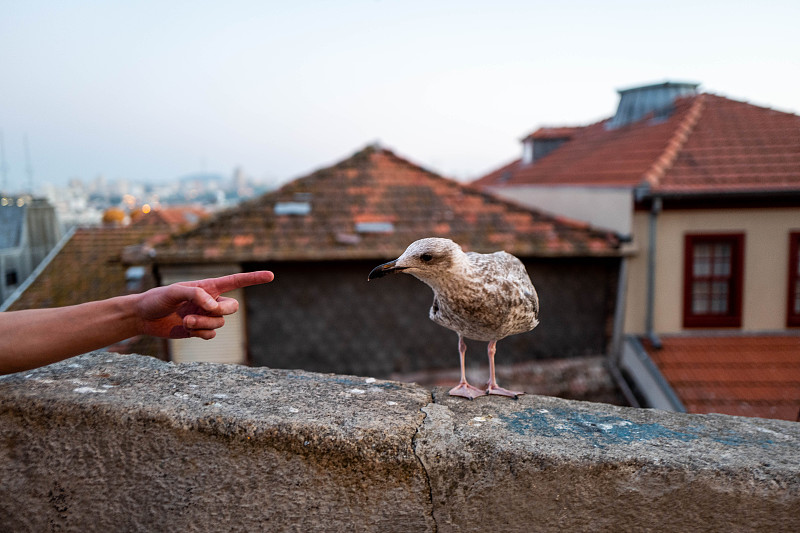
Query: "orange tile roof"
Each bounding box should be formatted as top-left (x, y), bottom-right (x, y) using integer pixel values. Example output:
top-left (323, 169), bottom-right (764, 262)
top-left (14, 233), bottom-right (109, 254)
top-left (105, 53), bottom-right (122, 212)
top-left (132, 206), bottom-right (209, 228)
top-left (654, 95), bottom-right (800, 194)
top-left (474, 94), bottom-right (800, 195)
top-left (150, 146), bottom-right (620, 264)
top-left (644, 335), bottom-right (800, 422)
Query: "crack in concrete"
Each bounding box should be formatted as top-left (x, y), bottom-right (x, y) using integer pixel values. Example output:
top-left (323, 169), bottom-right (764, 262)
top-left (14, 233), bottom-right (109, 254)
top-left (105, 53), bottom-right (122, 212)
top-left (411, 399), bottom-right (438, 533)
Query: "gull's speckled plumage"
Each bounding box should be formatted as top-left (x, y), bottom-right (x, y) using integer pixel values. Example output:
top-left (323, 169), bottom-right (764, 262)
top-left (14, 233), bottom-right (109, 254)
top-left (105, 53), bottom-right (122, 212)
top-left (368, 237), bottom-right (539, 399)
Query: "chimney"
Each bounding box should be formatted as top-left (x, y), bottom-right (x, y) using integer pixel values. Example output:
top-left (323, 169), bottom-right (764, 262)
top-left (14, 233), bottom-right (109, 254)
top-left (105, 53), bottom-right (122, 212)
top-left (606, 81), bottom-right (699, 130)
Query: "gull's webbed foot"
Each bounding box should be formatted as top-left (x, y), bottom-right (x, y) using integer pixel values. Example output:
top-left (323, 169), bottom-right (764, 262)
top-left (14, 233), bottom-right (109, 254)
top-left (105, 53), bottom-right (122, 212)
top-left (486, 384), bottom-right (525, 399)
top-left (449, 381), bottom-right (487, 400)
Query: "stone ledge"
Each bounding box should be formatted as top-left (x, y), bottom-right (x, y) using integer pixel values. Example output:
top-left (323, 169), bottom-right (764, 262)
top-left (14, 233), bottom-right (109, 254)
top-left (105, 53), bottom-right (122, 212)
top-left (1, 352), bottom-right (798, 532)
top-left (419, 389), bottom-right (799, 532)
top-left (0, 352), bottom-right (434, 531)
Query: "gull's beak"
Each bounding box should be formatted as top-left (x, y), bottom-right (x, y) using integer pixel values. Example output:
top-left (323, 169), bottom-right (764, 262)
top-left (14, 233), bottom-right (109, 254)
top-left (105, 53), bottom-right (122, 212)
top-left (368, 259), bottom-right (407, 280)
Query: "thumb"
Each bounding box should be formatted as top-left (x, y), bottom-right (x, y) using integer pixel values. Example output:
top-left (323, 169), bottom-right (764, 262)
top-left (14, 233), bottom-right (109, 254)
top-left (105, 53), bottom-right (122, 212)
top-left (169, 284), bottom-right (220, 313)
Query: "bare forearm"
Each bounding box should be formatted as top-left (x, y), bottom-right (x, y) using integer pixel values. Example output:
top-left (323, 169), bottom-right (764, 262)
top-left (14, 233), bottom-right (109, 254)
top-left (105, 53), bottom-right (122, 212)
top-left (0, 271), bottom-right (273, 375)
top-left (0, 294), bottom-right (142, 375)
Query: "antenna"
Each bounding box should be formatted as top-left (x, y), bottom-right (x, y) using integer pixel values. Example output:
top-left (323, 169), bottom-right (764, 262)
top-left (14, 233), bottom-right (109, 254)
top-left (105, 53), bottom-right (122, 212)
top-left (23, 133), bottom-right (34, 193)
top-left (0, 130), bottom-right (8, 193)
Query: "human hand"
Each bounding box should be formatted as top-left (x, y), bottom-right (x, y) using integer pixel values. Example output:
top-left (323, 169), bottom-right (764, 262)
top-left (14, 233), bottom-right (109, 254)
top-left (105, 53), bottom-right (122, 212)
top-left (134, 271), bottom-right (274, 339)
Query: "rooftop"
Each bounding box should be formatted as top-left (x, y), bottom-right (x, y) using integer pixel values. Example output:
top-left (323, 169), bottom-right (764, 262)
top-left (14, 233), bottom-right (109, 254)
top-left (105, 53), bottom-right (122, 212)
top-left (130, 205), bottom-right (209, 228)
top-left (474, 92), bottom-right (800, 196)
top-left (149, 145), bottom-right (620, 264)
top-left (643, 334), bottom-right (800, 422)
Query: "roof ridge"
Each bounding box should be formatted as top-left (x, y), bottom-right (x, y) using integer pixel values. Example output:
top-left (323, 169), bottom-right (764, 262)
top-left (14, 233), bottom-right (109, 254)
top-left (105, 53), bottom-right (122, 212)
top-left (641, 94), bottom-right (707, 187)
top-left (377, 147), bottom-right (615, 239)
top-left (366, 146), bottom-right (616, 239)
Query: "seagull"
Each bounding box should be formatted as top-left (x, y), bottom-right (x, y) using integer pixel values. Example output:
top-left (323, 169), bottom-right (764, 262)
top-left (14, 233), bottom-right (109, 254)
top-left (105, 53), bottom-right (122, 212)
top-left (368, 237), bottom-right (539, 399)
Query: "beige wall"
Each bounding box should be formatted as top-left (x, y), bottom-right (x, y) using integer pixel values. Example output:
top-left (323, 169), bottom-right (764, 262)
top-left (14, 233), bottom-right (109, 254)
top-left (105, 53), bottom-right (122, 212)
top-left (625, 207), bottom-right (800, 334)
top-left (159, 264), bottom-right (248, 364)
top-left (488, 185), bottom-right (634, 235)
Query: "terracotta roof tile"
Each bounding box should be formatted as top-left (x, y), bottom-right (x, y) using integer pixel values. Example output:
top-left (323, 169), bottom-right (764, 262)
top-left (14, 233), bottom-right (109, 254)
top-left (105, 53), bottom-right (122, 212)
top-left (151, 146), bottom-right (620, 263)
top-left (474, 93), bottom-right (800, 196)
top-left (131, 206), bottom-right (209, 228)
top-left (643, 335), bottom-right (800, 421)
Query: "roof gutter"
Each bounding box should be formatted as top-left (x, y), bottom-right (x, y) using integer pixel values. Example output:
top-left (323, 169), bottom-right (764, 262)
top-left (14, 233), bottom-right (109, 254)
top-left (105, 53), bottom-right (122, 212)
top-left (621, 335), bottom-right (686, 412)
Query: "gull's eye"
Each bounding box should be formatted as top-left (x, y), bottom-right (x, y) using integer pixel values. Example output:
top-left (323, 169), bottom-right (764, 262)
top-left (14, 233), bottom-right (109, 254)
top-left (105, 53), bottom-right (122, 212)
top-left (421, 253), bottom-right (433, 262)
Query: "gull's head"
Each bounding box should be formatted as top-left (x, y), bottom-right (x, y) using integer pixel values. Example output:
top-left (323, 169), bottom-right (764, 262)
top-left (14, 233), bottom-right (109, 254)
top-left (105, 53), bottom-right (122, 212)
top-left (368, 238), bottom-right (465, 283)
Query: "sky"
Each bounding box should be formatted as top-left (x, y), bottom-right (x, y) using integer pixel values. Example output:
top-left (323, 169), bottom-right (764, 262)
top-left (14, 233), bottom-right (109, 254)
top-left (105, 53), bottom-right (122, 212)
top-left (2, 0), bottom-right (799, 192)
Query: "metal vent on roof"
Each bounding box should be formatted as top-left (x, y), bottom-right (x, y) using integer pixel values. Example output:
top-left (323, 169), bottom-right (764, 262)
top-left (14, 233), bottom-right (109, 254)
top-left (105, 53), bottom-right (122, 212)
top-left (355, 222), bottom-right (395, 233)
top-left (606, 81), bottom-right (699, 130)
top-left (274, 202), bottom-right (311, 215)
top-left (335, 232), bottom-right (361, 245)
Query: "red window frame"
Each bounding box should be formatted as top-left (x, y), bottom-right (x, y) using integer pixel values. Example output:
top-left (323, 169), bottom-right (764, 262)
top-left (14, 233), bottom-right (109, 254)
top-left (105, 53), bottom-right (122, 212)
top-left (683, 233), bottom-right (744, 328)
top-left (788, 232), bottom-right (800, 327)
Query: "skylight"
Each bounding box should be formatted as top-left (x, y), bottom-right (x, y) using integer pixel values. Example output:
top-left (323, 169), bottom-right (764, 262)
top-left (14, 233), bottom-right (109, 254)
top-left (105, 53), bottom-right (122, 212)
top-left (274, 202), bottom-right (312, 216)
top-left (355, 222), bottom-right (395, 233)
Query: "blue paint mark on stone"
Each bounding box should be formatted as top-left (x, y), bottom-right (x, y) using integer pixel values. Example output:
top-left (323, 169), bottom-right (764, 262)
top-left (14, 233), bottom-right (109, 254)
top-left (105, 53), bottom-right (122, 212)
top-left (684, 424), bottom-right (775, 448)
top-left (709, 429), bottom-right (773, 448)
top-left (500, 408), bottom-right (698, 448)
top-left (501, 408), bottom-right (776, 449)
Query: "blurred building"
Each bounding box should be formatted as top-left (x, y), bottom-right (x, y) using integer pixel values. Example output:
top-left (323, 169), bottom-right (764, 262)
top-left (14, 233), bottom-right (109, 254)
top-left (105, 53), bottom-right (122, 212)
top-left (474, 81), bottom-right (800, 421)
top-left (139, 145), bottom-right (622, 377)
top-left (0, 196), bottom-right (62, 305)
top-left (1, 206), bottom-right (208, 357)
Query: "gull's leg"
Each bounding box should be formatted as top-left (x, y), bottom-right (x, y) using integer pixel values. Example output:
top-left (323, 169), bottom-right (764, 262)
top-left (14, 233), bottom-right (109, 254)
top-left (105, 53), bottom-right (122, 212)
top-left (486, 340), bottom-right (524, 398)
top-left (449, 334), bottom-right (486, 399)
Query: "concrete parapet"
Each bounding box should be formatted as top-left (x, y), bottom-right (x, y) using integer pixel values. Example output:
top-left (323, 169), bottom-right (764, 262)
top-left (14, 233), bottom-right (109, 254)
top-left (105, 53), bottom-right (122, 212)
top-left (1, 352), bottom-right (798, 532)
top-left (418, 390), bottom-right (799, 532)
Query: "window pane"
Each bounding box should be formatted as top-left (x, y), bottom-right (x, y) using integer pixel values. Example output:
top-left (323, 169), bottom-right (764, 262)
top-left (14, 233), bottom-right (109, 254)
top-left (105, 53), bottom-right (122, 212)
top-left (714, 243), bottom-right (731, 261)
top-left (711, 281), bottom-right (729, 313)
top-left (712, 243), bottom-right (731, 276)
top-left (692, 281), bottom-right (710, 313)
top-left (712, 260), bottom-right (730, 276)
top-left (693, 244), bottom-right (711, 276)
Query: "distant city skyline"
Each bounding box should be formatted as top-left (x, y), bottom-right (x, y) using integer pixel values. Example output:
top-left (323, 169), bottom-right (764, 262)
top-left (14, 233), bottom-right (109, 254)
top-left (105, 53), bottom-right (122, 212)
top-left (2, 0), bottom-right (799, 193)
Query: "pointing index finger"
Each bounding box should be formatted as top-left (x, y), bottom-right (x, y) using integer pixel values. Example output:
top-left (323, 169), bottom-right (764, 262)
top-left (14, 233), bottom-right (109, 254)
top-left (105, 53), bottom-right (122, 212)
top-left (204, 271), bottom-right (275, 295)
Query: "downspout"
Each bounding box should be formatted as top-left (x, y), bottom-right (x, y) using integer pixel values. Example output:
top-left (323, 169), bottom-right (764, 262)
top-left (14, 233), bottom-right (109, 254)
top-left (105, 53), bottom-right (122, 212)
top-left (645, 196), bottom-right (662, 349)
